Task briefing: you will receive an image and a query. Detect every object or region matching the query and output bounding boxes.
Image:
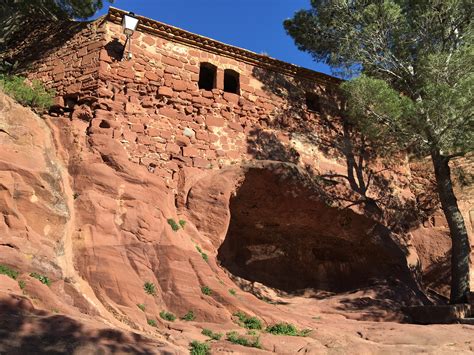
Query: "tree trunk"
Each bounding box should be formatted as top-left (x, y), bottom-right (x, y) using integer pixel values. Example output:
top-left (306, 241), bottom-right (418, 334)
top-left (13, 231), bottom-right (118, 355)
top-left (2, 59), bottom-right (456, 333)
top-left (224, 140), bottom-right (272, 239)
top-left (431, 149), bottom-right (471, 304)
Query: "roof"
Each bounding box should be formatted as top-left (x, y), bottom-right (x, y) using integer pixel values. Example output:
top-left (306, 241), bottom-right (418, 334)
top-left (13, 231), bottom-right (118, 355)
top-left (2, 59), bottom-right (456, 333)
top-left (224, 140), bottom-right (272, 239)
top-left (107, 7), bottom-right (341, 86)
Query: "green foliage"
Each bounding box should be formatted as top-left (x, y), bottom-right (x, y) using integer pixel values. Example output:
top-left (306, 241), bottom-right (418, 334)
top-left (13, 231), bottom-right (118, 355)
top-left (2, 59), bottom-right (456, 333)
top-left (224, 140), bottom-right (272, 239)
top-left (147, 318), bottom-right (157, 327)
top-left (137, 303), bottom-right (146, 312)
top-left (182, 310), bottom-right (196, 321)
top-left (201, 286), bottom-right (212, 296)
top-left (159, 310), bottom-right (176, 322)
top-left (196, 245), bottom-right (208, 262)
top-left (189, 340), bottom-right (210, 355)
top-left (266, 323), bottom-right (311, 337)
top-left (201, 328), bottom-right (223, 340)
top-left (179, 219), bottom-right (186, 228)
top-left (5, 0), bottom-right (114, 19)
top-left (0, 75), bottom-right (54, 110)
top-left (167, 218), bottom-right (180, 231)
top-left (228, 288), bottom-right (236, 296)
top-left (234, 311), bottom-right (262, 330)
top-left (0, 264), bottom-right (19, 280)
top-left (18, 280), bottom-right (26, 290)
top-left (30, 272), bottom-right (51, 286)
top-left (285, 0), bottom-right (474, 157)
top-left (144, 282), bottom-right (156, 295)
top-left (226, 331), bottom-right (262, 349)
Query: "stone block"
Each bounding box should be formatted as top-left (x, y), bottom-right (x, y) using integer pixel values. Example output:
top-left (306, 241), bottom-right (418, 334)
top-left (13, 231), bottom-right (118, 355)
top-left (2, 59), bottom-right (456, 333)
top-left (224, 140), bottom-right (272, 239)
top-left (206, 116), bottom-right (225, 127)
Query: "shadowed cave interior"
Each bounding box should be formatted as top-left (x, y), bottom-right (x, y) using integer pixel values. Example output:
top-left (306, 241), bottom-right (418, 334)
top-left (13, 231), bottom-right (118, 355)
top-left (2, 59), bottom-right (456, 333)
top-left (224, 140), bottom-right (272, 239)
top-left (217, 168), bottom-right (407, 294)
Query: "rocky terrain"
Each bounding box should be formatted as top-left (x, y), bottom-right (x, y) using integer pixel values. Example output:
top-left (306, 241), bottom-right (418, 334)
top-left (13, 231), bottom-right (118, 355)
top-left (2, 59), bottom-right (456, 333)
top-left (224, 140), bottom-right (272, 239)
top-left (0, 90), bottom-right (473, 354)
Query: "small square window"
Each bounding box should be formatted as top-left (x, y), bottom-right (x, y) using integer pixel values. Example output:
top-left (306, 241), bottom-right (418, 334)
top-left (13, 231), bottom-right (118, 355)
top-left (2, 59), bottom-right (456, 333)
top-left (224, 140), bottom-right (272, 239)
top-left (198, 63), bottom-right (217, 90)
top-left (224, 69), bottom-right (240, 94)
top-left (306, 92), bottom-right (322, 113)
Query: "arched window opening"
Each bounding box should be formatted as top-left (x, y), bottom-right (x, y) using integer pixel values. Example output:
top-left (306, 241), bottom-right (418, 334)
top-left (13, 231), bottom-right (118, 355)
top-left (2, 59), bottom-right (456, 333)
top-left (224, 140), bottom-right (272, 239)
top-left (198, 62), bottom-right (217, 90)
top-left (306, 92), bottom-right (322, 113)
top-left (224, 69), bottom-right (240, 94)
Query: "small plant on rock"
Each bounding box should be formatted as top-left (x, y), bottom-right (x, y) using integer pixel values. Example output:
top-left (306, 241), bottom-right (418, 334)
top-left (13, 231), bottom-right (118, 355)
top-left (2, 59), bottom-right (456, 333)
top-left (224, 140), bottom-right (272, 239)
top-left (234, 311), bottom-right (262, 330)
top-left (182, 310), bottom-right (196, 321)
top-left (0, 264), bottom-right (19, 280)
top-left (167, 218), bottom-right (180, 231)
top-left (202, 328), bottom-right (223, 340)
top-left (189, 340), bottom-right (210, 355)
top-left (159, 310), bottom-right (176, 322)
top-left (226, 331), bottom-right (261, 349)
top-left (147, 318), bottom-right (157, 327)
top-left (18, 280), bottom-right (26, 290)
top-left (201, 285), bottom-right (212, 296)
top-left (266, 322), bottom-right (311, 336)
top-left (195, 245), bottom-right (208, 262)
top-left (144, 281), bottom-right (156, 295)
top-left (137, 303), bottom-right (146, 312)
top-left (228, 288), bottom-right (236, 296)
top-left (30, 272), bottom-right (51, 286)
top-left (179, 219), bottom-right (186, 228)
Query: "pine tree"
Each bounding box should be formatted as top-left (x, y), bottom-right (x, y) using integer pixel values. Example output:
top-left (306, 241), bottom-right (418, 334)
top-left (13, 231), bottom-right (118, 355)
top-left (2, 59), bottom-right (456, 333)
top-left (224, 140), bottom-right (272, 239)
top-left (285, 0), bottom-right (473, 303)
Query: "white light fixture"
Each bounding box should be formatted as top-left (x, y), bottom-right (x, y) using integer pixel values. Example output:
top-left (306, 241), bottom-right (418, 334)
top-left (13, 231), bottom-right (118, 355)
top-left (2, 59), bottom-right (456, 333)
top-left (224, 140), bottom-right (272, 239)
top-left (121, 12), bottom-right (139, 60)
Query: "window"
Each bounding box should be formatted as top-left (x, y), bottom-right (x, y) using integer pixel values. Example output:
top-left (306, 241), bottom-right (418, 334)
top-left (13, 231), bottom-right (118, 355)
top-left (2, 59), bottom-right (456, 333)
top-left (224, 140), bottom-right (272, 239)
top-left (198, 63), bottom-right (217, 90)
top-left (305, 92), bottom-right (322, 113)
top-left (224, 69), bottom-right (240, 94)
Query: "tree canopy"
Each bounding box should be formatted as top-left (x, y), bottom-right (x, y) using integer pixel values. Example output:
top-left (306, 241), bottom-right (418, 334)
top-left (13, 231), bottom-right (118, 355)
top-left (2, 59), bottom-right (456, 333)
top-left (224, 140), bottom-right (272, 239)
top-left (2, 0), bottom-right (114, 19)
top-left (285, 0), bottom-right (473, 303)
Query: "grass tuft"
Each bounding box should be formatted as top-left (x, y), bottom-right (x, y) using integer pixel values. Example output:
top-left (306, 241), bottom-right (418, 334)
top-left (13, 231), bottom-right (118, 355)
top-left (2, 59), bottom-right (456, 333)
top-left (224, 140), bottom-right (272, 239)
top-left (234, 311), bottom-right (262, 330)
top-left (159, 310), bottom-right (176, 322)
top-left (30, 272), bottom-right (51, 286)
top-left (144, 282), bottom-right (156, 295)
top-left (226, 331), bottom-right (261, 349)
top-left (147, 318), bottom-right (157, 327)
top-left (137, 303), bottom-right (146, 312)
top-left (229, 288), bottom-right (236, 296)
top-left (0, 74), bottom-right (54, 110)
top-left (189, 340), bottom-right (210, 355)
top-left (0, 264), bottom-right (19, 280)
top-left (179, 219), bottom-right (186, 228)
top-left (167, 218), bottom-right (180, 231)
top-left (265, 322), bottom-right (311, 336)
top-left (201, 285), bottom-right (212, 296)
top-left (202, 328), bottom-right (223, 340)
top-left (182, 310), bottom-right (196, 321)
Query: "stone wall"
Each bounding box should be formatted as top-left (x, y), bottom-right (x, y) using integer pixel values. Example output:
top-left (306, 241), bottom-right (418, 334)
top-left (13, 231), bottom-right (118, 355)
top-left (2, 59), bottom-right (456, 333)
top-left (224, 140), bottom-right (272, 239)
top-left (91, 19), bottom-right (344, 189)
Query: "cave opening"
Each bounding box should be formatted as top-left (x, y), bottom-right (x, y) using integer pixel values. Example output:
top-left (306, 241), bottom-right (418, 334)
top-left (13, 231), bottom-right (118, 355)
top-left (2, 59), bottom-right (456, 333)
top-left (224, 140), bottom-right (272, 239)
top-left (217, 168), bottom-right (406, 294)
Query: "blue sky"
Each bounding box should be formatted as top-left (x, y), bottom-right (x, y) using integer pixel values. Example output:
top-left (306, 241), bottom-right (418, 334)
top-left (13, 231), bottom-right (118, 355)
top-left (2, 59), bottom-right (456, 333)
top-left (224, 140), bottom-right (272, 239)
top-left (93, 0), bottom-right (333, 76)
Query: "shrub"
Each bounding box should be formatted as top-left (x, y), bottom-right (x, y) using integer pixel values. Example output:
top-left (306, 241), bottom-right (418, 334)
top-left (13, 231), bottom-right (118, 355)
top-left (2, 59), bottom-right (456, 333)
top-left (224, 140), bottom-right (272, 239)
top-left (144, 282), bottom-right (156, 295)
top-left (147, 318), bottom-right (157, 327)
top-left (234, 311), bottom-right (262, 330)
top-left (228, 288), bottom-right (236, 296)
top-left (189, 340), bottom-right (210, 355)
top-left (159, 310), bottom-right (176, 322)
top-left (0, 264), bottom-right (19, 280)
top-left (30, 272), bottom-right (51, 286)
top-left (179, 219), bottom-right (186, 228)
top-left (265, 322), bottom-right (311, 337)
top-left (202, 328), bottom-right (223, 340)
top-left (137, 303), bottom-right (146, 312)
top-left (18, 280), bottom-right (26, 290)
top-left (0, 75), bottom-right (54, 110)
top-left (167, 218), bottom-right (180, 231)
top-left (182, 310), bottom-right (196, 321)
top-left (226, 331), bottom-right (261, 349)
top-left (201, 286), bottom-right (212, 296)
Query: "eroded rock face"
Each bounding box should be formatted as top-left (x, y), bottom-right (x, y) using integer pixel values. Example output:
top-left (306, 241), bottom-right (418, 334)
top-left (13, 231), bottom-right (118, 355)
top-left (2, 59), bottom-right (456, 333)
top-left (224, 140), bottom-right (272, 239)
top-left (217, 167), bottom-right (409, 293)
top-left (1, 92), bottom-right (474, 353)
